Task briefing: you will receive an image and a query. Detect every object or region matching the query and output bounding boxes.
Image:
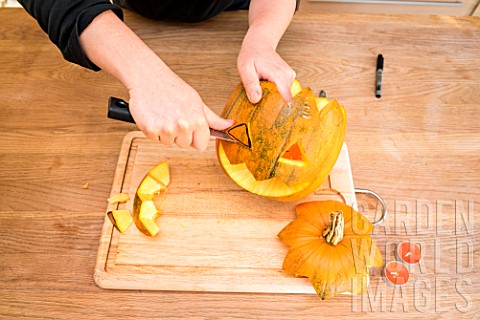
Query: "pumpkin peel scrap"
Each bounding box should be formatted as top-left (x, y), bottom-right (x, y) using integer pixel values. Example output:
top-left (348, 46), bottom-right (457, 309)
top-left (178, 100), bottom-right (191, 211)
top-left (278, 200), bottom-right (383, 300)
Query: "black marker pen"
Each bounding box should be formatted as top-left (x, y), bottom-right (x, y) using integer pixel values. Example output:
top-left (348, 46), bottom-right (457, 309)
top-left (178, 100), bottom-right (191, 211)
top-left (375, 54), bottom-right (383, 98)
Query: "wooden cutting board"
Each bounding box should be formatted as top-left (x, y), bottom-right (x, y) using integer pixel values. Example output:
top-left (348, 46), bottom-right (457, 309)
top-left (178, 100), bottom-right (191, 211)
top-left (94, 131), bottom-right (358, 293)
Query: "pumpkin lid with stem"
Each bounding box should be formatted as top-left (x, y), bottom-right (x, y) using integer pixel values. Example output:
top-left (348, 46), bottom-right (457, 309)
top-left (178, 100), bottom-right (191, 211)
top-left (278, 200), bottom-right (383, 300)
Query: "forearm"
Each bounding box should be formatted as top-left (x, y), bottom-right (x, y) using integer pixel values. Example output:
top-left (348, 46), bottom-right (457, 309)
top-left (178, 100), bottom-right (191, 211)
top-left (246, 0), bottom-right (297, 49)
top-left (79, 10), bottom-right (172, 91)
top-left (21, 1), bottom-right (232, 150)
top-left (237, 0), bottom-right (297, 102)
top-left (19, 0), bottom-right (123, 70)
top-left (78, 10), bottom-right (232, 150)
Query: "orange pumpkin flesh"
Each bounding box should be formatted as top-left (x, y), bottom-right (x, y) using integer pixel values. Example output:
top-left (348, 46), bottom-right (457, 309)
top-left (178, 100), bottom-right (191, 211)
top-left (216, 80), bottom-right (347, 201)
top-left (107, 193), bottom-right (130, 204)
top-left (278, 200), bottom-right (383, 300)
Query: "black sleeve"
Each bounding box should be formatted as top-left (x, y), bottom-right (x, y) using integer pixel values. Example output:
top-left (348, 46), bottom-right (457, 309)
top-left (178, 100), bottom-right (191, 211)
top-left (19, 0), bottom-right (124, 71)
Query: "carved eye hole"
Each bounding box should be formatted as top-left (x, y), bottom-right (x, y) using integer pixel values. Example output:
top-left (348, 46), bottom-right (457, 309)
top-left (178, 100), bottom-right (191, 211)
top-left (278, 143), bottom-right (308, 167)
top-left (227, 123), bottom-right (252, 149)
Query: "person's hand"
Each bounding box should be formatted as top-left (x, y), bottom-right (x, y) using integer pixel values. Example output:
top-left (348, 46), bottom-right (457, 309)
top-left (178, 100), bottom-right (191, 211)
top-left (128, 67), bottom-right (233, 150)
top-left (78, 10), bottom-right (232, 150)
top-left (237, 32), bottom-right (296, 104)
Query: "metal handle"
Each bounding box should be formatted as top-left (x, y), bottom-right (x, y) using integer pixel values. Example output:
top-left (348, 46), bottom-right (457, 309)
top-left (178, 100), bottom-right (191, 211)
top-left (355, 188), bottom-right (387, 226)
top-left (108, 97), bottom-right (135, 124)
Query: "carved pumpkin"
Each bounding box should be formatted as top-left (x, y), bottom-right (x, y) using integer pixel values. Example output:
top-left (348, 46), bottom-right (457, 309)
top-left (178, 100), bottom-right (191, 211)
top-left (216, 80), bottom-right (346, 201)
top-left (278, 200), bottom-right (383, 300)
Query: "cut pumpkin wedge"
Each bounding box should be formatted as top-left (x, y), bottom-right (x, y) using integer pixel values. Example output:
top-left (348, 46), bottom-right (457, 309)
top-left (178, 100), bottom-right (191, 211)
top-left (132, 161), bottom-right (170, 236)
top-left (107, 209), bottom-right (133, 233)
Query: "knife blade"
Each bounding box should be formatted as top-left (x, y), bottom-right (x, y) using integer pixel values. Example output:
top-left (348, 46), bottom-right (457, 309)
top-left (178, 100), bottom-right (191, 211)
top-left (107, 96), bottom-right (237, 143)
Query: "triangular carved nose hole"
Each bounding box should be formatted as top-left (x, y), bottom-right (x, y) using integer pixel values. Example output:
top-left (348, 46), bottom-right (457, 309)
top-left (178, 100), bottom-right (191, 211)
top-left (278, 143), bottom-right (308, 167)
top-left (227, 123), bottom-right (252, 149)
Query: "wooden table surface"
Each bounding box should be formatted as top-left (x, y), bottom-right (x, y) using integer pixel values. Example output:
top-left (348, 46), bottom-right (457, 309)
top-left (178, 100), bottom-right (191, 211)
top-left (1, 8), bottom-right (479, 319)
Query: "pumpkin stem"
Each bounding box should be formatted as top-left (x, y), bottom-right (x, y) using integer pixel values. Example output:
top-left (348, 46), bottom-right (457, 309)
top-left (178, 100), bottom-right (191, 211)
top-left (322, 211), bottom-right (344, 245)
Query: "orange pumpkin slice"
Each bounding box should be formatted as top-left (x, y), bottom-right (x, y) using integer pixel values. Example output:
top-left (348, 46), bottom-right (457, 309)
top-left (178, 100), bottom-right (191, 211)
top-left (107, 209), bottom-right (133, 233)
top-left (278, 200), bottom-right (383, 300)
top-left (132, 161), bottom-right (170, 236)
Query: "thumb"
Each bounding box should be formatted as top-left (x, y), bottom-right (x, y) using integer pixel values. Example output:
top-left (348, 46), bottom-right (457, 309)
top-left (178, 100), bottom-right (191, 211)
top-left (203, 105), bottom-right (234, 131)
top-left (269, 69), bottom-right (295, 103)
top-left (275, 80), bottom-right (293, 103)
top-left (239, 62), bottom-right (262, 104)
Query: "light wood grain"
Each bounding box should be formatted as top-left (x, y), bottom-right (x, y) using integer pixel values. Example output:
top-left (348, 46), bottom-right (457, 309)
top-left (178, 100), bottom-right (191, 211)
top-left (1, 9), bottom-right (479, 319)
top-left (299, 0), bottom-right (480, 16)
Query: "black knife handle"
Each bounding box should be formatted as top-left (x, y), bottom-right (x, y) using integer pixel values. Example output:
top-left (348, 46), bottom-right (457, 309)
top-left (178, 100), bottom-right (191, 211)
top-left (108, 97), bottom-right (136, 124)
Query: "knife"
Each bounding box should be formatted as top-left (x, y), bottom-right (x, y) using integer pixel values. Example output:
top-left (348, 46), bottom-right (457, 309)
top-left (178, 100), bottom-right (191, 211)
top-left (107, 96), bottom-right (236, 143)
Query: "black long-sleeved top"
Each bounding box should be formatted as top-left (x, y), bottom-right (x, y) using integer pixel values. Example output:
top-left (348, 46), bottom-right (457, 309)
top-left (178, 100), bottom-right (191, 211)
top-left (19, 0), bottom-right (250, 70)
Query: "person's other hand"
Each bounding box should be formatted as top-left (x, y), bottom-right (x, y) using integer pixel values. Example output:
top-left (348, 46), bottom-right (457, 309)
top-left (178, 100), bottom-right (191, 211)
top-left (237, 33), bottom-right (296, 104)
top-left (128, 68), bottom-right (233, 150)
